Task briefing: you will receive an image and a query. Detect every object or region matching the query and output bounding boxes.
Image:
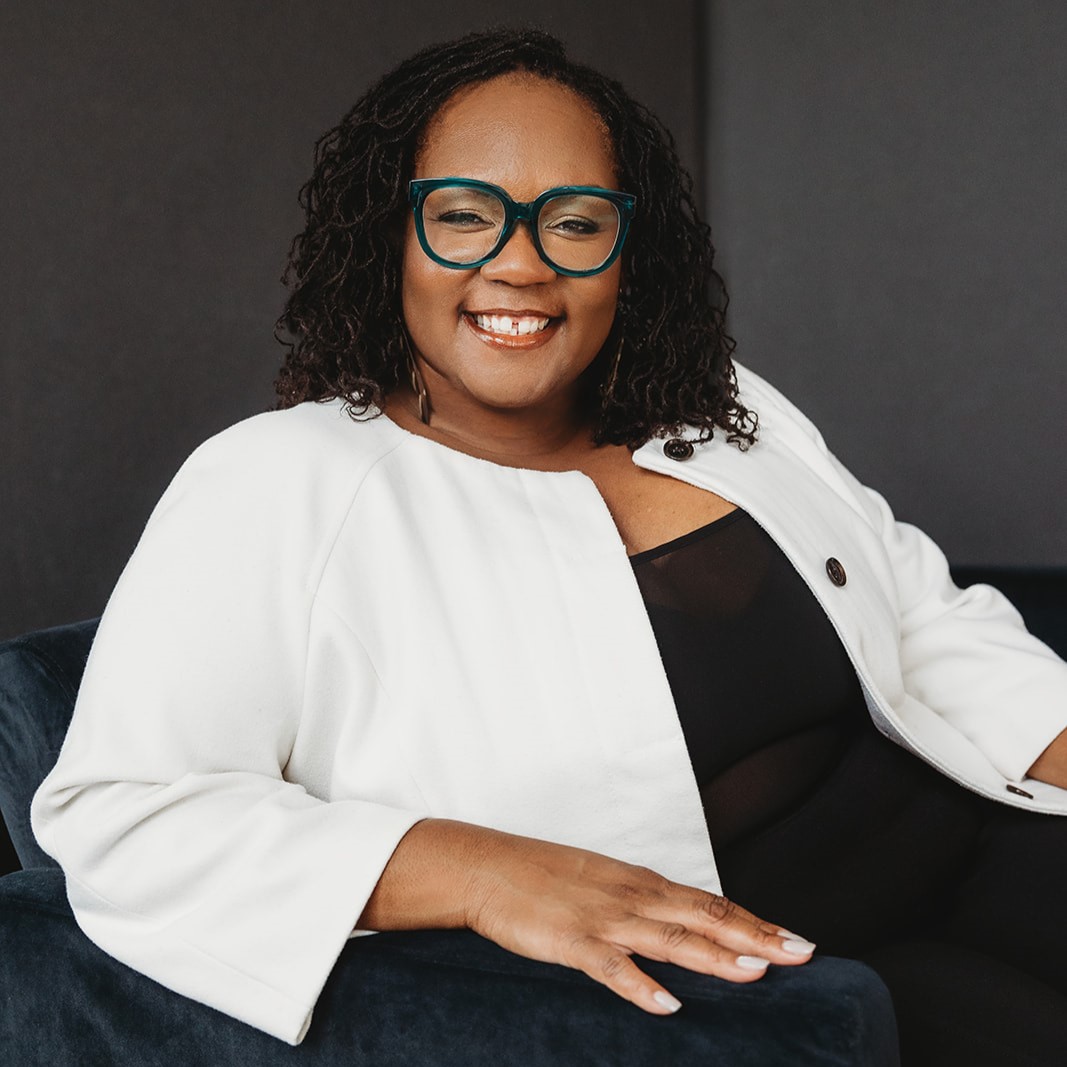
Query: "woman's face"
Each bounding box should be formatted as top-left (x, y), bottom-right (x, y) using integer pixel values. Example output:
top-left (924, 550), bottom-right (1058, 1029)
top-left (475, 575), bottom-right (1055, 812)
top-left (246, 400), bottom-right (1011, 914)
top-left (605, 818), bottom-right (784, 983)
top-left (401, 74), bottom-right (622, 423)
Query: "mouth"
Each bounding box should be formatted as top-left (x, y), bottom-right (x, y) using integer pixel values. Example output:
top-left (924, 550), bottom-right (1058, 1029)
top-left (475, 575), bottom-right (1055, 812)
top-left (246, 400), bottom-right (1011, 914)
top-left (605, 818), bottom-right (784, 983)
top-left (462, 309), bottom-right (563, 349)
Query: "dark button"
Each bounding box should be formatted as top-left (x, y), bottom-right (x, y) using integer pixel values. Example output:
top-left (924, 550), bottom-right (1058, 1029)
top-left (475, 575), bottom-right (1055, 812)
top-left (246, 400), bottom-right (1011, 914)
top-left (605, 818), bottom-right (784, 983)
top-left (663, 438), bottom-right (694, 461)
top-left (1006, 784), bottom-right (1034, 799)
top-left (825, 557), bottom-right (847, 586)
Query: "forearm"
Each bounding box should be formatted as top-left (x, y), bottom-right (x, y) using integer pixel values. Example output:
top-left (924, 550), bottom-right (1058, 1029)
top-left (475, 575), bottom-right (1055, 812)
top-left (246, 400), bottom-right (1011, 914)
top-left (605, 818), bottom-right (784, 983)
top-left (355, 811), bottom-right (817, 1019)
top-left (356, 817), bottom-right (503, 931)
top-left (1026, 727), bottom-right (1067, 789)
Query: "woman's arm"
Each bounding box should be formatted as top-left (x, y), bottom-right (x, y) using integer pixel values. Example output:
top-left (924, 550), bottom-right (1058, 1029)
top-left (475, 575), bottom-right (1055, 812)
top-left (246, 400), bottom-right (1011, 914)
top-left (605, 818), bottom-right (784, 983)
top-left (31, 412), bottom-right (430, 1045)
top-left (359, 818), bottom-right (816, 1016)
top-left (760, 376), bottom-right (1067, 784)
top-left (736, 364), bottom-right (1067, 790)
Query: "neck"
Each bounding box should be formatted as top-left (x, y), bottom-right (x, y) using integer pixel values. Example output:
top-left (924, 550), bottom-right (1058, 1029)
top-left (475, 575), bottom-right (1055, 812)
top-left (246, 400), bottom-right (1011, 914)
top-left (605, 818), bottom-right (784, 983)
top-left (385, 384), bottom-right (596, 469)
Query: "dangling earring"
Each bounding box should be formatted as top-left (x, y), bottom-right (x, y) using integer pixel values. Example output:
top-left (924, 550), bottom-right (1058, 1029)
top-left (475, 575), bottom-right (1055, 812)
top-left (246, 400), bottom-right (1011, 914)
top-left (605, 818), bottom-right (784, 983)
top-left (602, 335), bottom-right (624, 401)
top-left (400, 329), bottom-right (431, 425)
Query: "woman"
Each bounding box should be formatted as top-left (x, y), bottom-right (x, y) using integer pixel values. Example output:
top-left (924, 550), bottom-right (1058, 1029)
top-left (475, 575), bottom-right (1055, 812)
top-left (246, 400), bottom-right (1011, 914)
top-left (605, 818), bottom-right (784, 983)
top-left (30, 28), bottom-right (1067, 1065)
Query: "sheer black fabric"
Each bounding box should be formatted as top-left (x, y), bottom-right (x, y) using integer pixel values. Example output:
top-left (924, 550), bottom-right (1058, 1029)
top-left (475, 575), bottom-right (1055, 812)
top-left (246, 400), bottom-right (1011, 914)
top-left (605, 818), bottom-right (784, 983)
top-left (630, 509), bottom-right (868, 850)
top-left (629, 509), bottom-right (980, 949)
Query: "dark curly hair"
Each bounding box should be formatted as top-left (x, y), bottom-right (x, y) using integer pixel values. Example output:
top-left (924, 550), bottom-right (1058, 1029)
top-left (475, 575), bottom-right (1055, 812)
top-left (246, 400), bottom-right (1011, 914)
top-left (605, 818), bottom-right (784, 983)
top-left (274, 27), bottom-right (757, 449)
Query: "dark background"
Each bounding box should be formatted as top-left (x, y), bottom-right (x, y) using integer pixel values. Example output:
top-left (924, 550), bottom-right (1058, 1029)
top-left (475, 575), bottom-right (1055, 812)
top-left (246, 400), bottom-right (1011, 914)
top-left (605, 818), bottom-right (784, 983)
top-left (2, 1), bottom-right (707, 642)
top-left (706, 0), bottom-right (1066, 567)
top-left (2, 0), bottom-right (1064, 645)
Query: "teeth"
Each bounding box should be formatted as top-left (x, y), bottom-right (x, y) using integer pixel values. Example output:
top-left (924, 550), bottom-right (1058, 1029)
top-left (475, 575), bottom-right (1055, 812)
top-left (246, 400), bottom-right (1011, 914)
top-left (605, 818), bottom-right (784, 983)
top-left (473, 314), bottom-right (551, 336)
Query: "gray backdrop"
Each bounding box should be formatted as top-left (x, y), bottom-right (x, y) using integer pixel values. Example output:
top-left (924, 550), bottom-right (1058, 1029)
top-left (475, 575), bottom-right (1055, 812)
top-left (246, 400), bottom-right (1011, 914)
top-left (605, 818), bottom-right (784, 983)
top-left (1, 0), bottom-right (1064, 643)
top-left (0, 1), bottom-right (702, 640)
top-left (706, 0), bottom-right (1066, 567)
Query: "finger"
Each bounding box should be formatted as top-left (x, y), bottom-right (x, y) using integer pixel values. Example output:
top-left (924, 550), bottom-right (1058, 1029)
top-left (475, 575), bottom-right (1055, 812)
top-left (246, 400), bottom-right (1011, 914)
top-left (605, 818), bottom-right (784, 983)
top-left (678, 891), bottom-right (817, 965)
top-left (622, 918), bottom-right (774, 981)
top-left (566, 936), bottom-right (685, 1016)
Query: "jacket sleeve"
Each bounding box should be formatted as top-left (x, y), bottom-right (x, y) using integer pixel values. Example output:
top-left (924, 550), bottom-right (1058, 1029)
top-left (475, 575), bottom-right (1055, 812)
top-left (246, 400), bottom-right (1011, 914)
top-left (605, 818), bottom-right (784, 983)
top-left (830, 461), bottom-right (1067, 782)
top-left (742, 366), bottom-right (1067, 783)
top-left (30, 413), bottom-right (427, 1044)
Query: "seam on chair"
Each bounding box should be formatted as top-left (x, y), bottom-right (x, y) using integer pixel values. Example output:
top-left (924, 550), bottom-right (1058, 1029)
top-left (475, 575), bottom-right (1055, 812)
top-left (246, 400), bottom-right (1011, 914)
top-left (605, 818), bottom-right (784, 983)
top-left (16, 642), bottom-right (83, 706)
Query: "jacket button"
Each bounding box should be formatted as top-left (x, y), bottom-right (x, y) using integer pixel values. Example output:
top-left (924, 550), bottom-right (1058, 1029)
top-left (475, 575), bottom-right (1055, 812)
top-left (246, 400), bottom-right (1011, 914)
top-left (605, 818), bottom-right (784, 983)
top-left (825, 557), bottom-right (847, 586)
top-left (663, 438), bottom-right (694, 461)
top-left (1006, 783), bottom-right (1034, 799)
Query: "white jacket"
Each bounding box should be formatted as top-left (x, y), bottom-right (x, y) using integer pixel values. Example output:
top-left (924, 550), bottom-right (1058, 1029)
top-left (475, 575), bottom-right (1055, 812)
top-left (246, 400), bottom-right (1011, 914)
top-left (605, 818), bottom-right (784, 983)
top-left (31, 364), bottom-right (1067, 1044)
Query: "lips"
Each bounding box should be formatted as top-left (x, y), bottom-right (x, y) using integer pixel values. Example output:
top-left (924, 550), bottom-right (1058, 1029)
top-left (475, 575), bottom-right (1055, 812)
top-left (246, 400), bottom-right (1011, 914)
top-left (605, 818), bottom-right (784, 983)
top-left (462, 309), bottom-right (563, 350)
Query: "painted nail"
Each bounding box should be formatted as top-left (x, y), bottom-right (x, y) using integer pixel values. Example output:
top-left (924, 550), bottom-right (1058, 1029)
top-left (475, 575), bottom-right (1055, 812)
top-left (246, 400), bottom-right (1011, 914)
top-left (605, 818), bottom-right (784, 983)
top-left (736, 955), bottom-right (770, 970)
top-left (781, 939), bottom-right (817, 956)
top-left (653, 990), bottom-right (683, 1013)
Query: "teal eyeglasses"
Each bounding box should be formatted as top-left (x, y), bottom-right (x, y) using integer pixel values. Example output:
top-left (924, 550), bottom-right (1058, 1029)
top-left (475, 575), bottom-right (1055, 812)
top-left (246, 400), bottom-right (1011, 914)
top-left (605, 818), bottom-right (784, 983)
top-left (408, 178), bottom-right (636, 278)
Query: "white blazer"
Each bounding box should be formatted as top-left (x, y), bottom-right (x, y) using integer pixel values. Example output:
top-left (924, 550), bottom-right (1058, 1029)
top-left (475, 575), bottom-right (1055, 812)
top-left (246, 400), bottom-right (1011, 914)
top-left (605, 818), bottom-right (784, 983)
top-left (31, 363), bottom-right (1067, 1044)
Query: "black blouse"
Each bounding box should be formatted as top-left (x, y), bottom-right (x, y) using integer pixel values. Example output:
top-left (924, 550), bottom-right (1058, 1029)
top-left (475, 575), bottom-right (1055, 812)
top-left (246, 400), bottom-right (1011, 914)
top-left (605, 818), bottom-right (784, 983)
top-left (630, 510), bottom-right (988, 951)
top-left (630, 509), bottom-right (868, 849)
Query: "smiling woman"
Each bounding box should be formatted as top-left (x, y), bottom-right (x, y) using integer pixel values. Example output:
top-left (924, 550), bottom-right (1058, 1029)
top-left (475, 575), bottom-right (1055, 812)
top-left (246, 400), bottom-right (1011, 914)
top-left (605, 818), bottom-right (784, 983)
top-left (19, 25), bottom-right (1067, 1067)
top-left (396, 76), bottom-right (624, 433)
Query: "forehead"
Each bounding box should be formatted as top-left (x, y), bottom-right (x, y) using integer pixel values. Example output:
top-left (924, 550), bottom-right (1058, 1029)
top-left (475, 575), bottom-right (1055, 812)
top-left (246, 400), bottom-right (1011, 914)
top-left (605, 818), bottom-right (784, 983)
top-left (415, 74), bottom-right (617, 195)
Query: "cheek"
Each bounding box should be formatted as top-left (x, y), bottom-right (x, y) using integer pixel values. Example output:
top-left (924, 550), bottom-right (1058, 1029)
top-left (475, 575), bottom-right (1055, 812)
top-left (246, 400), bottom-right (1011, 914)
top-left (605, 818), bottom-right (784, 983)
top-left (401, 234), bottom-right (430, 311)
top-left (401, 247), bottom-right (460, 333)
top-left (580, 270), bottom-right (622, 338)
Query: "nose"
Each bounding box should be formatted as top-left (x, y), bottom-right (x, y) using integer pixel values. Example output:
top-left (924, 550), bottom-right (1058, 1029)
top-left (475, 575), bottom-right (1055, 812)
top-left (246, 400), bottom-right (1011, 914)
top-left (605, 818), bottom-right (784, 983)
top-left (480, 222), bottom-right (557, 285)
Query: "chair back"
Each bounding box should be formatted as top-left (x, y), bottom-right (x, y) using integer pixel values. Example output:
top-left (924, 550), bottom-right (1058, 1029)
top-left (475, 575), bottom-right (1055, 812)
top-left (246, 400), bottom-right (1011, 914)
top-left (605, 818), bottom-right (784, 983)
top-left (0, 620), bottom-right (99, 868)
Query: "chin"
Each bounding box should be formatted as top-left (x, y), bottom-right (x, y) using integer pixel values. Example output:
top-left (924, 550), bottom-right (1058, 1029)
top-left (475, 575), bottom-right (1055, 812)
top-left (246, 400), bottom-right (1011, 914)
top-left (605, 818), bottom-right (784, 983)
top-left (452, 364), bottom-right (570, 411)
top-left (467, 385), bottom-right (559, 412)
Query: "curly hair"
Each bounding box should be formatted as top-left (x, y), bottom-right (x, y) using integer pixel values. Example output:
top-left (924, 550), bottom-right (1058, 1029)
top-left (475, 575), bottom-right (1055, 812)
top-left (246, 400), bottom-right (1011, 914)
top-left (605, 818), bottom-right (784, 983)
top-left (274, 27), bottom-right (757, 449)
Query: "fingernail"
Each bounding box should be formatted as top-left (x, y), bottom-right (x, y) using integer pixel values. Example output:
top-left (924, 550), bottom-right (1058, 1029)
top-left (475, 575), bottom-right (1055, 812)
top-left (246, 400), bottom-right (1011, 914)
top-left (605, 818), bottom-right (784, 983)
top-left (736, 955), bottom-right (770, 970)
top-left (653, 990), bottom-right (682, 1013)
top-left (781, 939), bottom-right (817, 956)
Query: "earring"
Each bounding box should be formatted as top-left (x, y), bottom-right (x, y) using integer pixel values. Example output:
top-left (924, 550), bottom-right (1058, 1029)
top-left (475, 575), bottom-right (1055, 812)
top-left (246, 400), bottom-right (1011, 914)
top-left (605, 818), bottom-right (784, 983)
top-left (602, 335), bottom-right (624, 400)
top-left (400, 330), bottom-right (431, 425)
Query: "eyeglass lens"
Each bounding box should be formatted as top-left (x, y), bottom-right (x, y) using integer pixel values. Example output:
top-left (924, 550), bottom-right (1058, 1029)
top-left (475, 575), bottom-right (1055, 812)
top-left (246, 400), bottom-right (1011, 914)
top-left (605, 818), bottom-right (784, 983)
top-left (420, 186), bottom-right (622, 272)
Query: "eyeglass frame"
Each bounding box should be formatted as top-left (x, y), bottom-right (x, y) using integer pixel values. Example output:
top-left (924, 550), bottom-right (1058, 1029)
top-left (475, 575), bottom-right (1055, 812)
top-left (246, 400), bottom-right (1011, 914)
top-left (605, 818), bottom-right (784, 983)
top-left (407, 177), bottom-right (637, 278)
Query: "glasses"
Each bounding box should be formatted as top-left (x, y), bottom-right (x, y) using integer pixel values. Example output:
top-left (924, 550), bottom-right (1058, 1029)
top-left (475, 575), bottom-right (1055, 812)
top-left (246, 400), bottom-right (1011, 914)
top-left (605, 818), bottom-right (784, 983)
top-left (408, 178), bottom-right (636, 278)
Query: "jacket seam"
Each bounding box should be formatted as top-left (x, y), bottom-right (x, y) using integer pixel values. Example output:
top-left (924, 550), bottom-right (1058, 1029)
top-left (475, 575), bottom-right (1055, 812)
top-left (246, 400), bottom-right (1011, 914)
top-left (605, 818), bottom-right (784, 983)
top-left (307, 597), bottom-right (432, 812)
top-left (292, 437), bottom-right (411, 757)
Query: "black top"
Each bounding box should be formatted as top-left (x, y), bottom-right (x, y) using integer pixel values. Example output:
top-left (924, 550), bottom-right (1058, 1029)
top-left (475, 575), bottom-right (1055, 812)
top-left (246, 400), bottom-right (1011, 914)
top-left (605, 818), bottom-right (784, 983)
top-left (630, 509), bottom-right (999, 955)
top-left (630, 509), bottom-right (869, 848)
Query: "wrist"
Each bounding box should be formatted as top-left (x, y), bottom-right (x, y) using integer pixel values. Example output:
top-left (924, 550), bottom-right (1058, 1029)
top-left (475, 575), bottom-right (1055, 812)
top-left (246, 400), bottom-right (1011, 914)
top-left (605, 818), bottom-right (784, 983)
top-left (449, 820), bottom-right (512, 932)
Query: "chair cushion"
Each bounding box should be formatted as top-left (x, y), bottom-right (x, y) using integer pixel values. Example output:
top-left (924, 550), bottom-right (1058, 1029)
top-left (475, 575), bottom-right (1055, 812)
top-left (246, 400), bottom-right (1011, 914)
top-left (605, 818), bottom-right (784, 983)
top-left (0, 620), bottom-right (99, 868)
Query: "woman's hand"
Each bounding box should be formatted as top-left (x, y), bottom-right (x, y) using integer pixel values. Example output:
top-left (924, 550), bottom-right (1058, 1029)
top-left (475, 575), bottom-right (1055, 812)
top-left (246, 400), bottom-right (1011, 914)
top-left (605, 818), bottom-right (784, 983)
top-left (360, 818), bottom-right (815, 1014)
top-left (461, 825), bottom-right (816, 1015)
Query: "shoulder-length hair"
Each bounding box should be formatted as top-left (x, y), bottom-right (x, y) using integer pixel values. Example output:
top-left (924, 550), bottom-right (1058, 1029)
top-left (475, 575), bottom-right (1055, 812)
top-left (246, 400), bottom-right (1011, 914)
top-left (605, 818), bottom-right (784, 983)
top-left (274, 27), bottom-right (757, 449)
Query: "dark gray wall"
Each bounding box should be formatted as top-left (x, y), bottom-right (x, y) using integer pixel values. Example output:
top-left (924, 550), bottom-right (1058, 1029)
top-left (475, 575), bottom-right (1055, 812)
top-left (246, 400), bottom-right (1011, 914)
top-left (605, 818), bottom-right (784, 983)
top-left (5, 1), bottom-right (1065, 648)
top-left (705, 0), bottom-right (1066, 567)
top-left (1, 1), bottom-right (703, 641)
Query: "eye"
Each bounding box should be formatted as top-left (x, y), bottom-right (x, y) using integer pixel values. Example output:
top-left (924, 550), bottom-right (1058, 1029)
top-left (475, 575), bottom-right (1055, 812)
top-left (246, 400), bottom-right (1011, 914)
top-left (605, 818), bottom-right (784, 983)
top-left (423, 186), bottom-right (505, 231)
top-left (539, 195), bottom-right (619, 242)
top-left (543, 214), bottom-right (604, 238)
top-left (432, 209), bottom-right (496, 230)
